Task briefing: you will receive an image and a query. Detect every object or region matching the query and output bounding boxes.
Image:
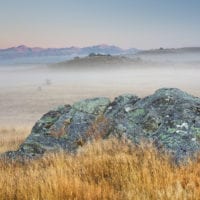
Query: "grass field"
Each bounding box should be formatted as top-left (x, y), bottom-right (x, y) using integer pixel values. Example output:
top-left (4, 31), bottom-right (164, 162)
top-left (0, 127), bottom-right (200, 200)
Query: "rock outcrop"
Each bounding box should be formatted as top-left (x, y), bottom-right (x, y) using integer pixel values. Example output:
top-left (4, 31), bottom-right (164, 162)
top-left (4, 88), bottom-right (200, 162)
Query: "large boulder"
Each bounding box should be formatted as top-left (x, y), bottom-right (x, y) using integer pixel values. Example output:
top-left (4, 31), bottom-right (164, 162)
top-left (4, 88), bottom-right (200, 162)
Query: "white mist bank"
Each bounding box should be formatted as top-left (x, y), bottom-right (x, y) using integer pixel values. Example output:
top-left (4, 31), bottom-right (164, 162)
top-left (0, 63), bottom-right (200, 125)
top-left (0, 64), bottom-right (200, 90)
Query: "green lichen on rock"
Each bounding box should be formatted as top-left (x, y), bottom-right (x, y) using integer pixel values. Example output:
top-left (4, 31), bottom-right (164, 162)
top-left (128, 108), bottom-right (145, 119)
top-left (196, 133), bottom-right (200, 140)
top-left (72, 97), bottom-right (111, 115)
top-left (191, 127), bottom-right (200, 141)
top-left (158, 133), bottom-right (169, 140)
top-left (167, 128), bottom-right (177, 134)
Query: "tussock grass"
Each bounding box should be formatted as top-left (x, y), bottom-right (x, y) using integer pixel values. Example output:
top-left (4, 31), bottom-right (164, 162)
top-left (0, 128), bottom-right (200, 199)
top-left (0, 127), bottom-right (30, 153)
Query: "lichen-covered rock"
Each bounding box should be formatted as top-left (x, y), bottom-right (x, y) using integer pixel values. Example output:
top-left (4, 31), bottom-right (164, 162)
top-left (106, 88), bottom-right (200, 162)
top-left (3, 88), bottom-right (200, 162)
top-left (5, 97), bottom-right (111, 159)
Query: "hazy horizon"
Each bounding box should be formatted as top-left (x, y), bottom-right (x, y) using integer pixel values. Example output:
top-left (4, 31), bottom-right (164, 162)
top-left (2, 44), bottom-right (200, 51)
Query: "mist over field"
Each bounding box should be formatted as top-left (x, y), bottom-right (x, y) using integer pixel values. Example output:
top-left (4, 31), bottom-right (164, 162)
top-left (0, 51), bottom-right (200, 126)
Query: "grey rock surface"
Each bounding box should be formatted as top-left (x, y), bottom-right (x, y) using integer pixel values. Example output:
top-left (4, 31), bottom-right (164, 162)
top-left (3, 88), bottom-right (200, 162)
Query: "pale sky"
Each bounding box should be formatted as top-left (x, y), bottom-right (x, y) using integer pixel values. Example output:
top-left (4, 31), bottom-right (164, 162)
top-left (0, 0), bottom-right (200, 49)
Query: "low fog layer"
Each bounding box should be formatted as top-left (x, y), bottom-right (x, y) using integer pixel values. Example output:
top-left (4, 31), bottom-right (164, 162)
top-left (0, 53), bottom-right (200, 125)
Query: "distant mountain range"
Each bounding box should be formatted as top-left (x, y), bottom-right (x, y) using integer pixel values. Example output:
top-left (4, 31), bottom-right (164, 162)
top-left (1, 45), bottom-right (200, 65)
top-left (0, 44), bottom-right (139, 65)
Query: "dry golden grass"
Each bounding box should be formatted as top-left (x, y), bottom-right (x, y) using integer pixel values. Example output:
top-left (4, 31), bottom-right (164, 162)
top-left (0, 127), bottom-right (200, 200)
top-left (0, 126), bottom-right (30, 153)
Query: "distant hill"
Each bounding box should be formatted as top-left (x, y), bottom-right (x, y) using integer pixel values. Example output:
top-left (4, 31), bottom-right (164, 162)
top-left (51, 54), bottom-right (147, 69)
top-left (137, 47), bottom-right (200, 55)
top-left (132, 47), bottom-right (200, 64)
top-left (0, 44), bottom-right (139, 65)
